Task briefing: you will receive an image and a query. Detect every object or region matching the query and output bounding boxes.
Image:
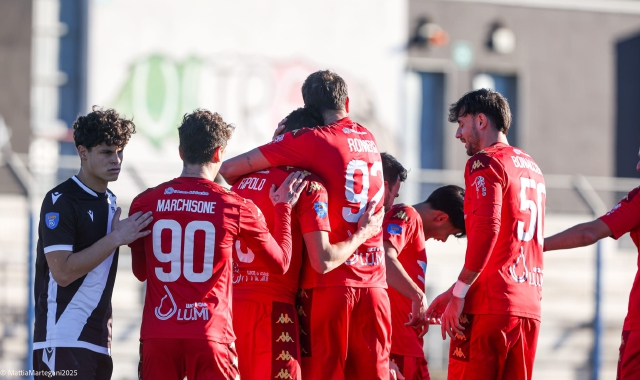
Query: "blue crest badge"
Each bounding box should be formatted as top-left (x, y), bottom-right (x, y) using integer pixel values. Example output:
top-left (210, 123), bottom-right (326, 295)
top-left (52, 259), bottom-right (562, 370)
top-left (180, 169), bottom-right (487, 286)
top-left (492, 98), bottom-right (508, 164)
top-left (387, 223), bottom-right (402, 235)
top-left (45, 212), bottom-right (59, 230)
top-left (314, 202), bottom-right (328, 218)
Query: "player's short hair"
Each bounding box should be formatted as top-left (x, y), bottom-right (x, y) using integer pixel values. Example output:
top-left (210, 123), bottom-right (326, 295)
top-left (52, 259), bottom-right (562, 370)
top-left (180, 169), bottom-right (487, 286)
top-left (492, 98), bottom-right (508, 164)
top-left (381, 152), bottom-right (407, 186)
top-left (448, 88), bottom-right (512, 135)
top-left (425, 185), bottom-right (466, 238)
top-left (281, 107), bottom-right (324, 134)
top-left (73, 106), bottom-right (136, 150)
top-left (301, 70), bottom-right (348, 113)
top-left (178, 109), bottom-right (235, 165)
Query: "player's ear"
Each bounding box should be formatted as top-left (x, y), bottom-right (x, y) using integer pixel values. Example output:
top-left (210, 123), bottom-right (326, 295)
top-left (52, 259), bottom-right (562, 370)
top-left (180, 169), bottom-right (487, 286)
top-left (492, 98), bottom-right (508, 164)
top-left (434, 210), bottom-right (449, 223)
top-left (345, 97), bottom-right (350, 113)
top-left (477, 113), bottom-right (488, 131)
top-left (77, 145), bottom-right (88, 160)
top-left (213, 146), bottom-right (224, 163)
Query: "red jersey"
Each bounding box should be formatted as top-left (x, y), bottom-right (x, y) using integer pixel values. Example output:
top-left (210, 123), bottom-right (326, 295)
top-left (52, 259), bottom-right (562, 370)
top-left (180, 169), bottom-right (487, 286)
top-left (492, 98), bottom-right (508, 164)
top-left (259, 117), bottom-right (386, 288)
top-left (383, 204), bottom-right (427, 357)
top-left (463, 143), bottom-right (546, 320)
top-left (600, 186), bottom-right (640, 330)
top-left (128, 176), bottom-right (293, 343)
top-left (231, 167), bottom-right (331, 304)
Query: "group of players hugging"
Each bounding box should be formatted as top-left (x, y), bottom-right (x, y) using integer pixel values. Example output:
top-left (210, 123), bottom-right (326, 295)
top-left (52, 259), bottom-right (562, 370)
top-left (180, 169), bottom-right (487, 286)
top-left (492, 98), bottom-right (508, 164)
top-left (32, 70), bottom-right (640, 380)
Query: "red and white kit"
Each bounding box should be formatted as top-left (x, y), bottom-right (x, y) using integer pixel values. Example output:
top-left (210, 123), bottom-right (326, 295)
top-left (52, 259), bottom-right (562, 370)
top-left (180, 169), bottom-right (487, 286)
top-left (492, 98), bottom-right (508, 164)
top-left (449, 143), bottom-right (546, 380)
top-left (259, 117), bottom-right (391, 380)
top-left (599, 186), bottom-right (640, 380)
top-left (231, 167), bottom-right (330, 380)
top-left (383, 204), bottom-right (430, 380)
top-left (129, 176), bottom-right (293, 379)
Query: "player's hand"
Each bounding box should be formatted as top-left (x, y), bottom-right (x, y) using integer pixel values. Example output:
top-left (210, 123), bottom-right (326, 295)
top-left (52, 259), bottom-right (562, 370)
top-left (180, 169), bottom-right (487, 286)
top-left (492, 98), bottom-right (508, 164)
top-left (389, 360), bottom-right (405, 380)
top-left (270, 171), bottom-right (307, 207)
top-left (406, 292), bottom-right (429, 338)
top-left (357, 201), bottom-right (384, 240)
top-left (425, 289), bottom-right (452, 326)
top-left (273, 117), bottom-right (287, 139)
top-left (441, 296), bottom-right (465, 340)
top-left (111, 208), bottom-right (153, 245)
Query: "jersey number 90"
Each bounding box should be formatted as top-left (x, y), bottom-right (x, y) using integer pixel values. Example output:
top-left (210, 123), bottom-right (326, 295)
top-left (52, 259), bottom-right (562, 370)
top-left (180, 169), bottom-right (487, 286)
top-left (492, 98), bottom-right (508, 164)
top-left (152, 219), bottom-right (215, 283)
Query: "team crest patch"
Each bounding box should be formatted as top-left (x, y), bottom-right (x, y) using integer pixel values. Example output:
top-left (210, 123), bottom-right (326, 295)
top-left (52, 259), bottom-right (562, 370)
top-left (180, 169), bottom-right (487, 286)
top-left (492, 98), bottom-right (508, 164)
top-left (314, 202), bottom-right (328, 218)
top-left (45, 212), bottom-right (59, 230)
top-left (387, 223), bottom-right (402, 235)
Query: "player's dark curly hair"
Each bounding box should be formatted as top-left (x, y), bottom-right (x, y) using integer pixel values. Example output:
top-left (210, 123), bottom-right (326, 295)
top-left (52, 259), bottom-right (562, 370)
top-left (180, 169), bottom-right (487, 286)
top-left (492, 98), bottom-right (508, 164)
top-left (381, 152), bottom-right (407, 186)
top-left (448, 88), bottom-right (512, 135)
top-left (178, 109), bottom-right (235, 165)
top-left (73, 106), bottom-right (136, 149)
top-left (425, 185), bottom-right (467, 238)
top-left (280, 107), bottom-right (324, 134)
top-left (301, 70), bottom-right (348, 113)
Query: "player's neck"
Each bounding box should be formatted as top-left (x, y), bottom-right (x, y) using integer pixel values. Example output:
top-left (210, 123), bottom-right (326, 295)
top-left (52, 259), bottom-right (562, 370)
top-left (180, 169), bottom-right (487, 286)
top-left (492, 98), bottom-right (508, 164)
top-left (76, 168), bottom-right (108, 193)
top-left (480, 131), bottom-right (509, 150)
top-left (413, 202), bottom-right (436, 239)
top-left (181, 163), bottom-right (219, 182)
top-left (322, 110), bottom-right (348, 125)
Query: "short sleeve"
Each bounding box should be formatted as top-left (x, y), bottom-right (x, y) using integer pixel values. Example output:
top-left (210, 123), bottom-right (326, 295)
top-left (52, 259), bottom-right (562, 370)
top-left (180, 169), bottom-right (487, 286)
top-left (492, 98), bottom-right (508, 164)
top-left (296, 179), bottom-right (331, 234)
top-left (258, 128), bottom-right (316, 168)
top-left (40, 193), bottom-right (76, 254)
top-left (600, 187), bottom-right (640, 240)
top-left (383, 207), bottom-right (412, 254)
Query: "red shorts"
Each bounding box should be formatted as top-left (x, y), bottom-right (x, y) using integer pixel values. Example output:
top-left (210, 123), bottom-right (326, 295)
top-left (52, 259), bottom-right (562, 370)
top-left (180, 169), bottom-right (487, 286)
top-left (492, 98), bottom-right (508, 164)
top-left (233, 298), bottom-right (301, 380)
top-left (390, 353), bottom-right (430, 380)
top-left (297, 286), bottom-right (391, 380)
top-left (617, 330), bottom-right (640, 379)
top-left (447, 314), bottom-right (539, 380)
top-left (139, 338), bottom-right (239, 380)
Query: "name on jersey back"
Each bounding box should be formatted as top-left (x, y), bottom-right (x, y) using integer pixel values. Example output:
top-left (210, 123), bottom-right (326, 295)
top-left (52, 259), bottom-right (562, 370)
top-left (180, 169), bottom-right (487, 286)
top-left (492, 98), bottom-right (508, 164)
top-left (156, 199), bottom-right (216, 214)
top-left (347, 138), bottom-right (378, 153)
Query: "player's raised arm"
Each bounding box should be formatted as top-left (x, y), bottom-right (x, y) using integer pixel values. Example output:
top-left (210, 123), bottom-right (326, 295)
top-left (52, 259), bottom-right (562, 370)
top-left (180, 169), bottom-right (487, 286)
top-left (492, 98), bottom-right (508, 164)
top-left (544, 219), bottom-right (612, 251)
top-left (303, 200), bottom-right (384, 274)
top-left (219, 148), bottom-right (271, 185)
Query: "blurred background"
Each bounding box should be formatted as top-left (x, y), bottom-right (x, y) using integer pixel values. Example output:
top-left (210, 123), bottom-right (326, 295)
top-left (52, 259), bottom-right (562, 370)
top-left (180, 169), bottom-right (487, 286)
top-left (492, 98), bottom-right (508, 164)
top-left (0, 0), bottom-right (639, 379)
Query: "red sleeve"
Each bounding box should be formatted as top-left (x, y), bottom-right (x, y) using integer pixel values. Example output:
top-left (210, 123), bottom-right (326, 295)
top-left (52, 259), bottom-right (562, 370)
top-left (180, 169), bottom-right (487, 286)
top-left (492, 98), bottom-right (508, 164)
top-left (599, 186), bottom-right (640, 239)
top-left (296, 180), bottom-right (331, 234)
top-left (239, 200), bottom-right (293, 274)
top-left (464, 155), bottom-right (504, 273)
top-left (258, 128), bottom-right (316, 168)
top-left (383, 208), bottom-right (412, 254)
top-left (128, 196), bottom-right (147, 282)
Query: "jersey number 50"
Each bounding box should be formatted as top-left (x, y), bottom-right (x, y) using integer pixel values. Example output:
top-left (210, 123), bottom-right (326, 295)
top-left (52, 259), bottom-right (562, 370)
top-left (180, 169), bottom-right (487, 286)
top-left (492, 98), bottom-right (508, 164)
top-left (518, 177), bottom-right (546, 244)
top-left (152, 219), bottom-right (215, 282)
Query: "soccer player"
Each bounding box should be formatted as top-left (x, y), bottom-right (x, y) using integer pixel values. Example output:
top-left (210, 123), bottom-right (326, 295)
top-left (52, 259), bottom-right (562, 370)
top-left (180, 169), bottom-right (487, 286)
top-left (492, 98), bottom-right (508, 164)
top-left (232, 107), bottom-right (384, 380)
top-left (33, 107), bottom-right (152, 380)
top-left (425, 89), bottom-right (546, 380)
top-left (220, 70), bottom-right (390, 379)
top-left (128, 110), bottom-right (306, 380)
top-left (544, 148), bottom-right (640, 380)
top-left (381, 154), bottom-right (466, 380)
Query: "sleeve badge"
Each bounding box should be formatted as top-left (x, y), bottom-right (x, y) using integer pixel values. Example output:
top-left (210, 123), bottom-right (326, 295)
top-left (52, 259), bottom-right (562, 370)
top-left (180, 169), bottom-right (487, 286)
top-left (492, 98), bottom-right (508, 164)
top-left (314, 202), bottom-right (328, 218)
top-left (45, 212), bottom-right (59, 230)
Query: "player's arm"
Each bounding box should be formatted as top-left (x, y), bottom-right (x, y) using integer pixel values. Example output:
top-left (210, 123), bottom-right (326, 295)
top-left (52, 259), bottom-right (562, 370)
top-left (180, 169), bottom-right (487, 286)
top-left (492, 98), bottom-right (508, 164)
top-left (385, 242), bottom-right (428, 327)
top-left (303, 201), bottom-right (384, 274)
top-left (46, 208), bottom-right (153, 287)
top-left (220, 148), bottom-right (271, 185)
top-left (544, 219), bottom-right (612, 251)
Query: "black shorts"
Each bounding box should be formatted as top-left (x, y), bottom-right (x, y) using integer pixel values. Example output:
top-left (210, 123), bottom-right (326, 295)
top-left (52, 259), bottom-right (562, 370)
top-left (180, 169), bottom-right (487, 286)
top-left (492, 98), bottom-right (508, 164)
top-left (33, 347), bottom-right (112, 380)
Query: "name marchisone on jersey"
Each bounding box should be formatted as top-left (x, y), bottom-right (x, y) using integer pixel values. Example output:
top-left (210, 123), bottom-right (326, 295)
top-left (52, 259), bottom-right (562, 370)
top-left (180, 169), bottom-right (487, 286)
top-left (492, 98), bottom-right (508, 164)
top-left (156, 198), bottom-right (216, 214)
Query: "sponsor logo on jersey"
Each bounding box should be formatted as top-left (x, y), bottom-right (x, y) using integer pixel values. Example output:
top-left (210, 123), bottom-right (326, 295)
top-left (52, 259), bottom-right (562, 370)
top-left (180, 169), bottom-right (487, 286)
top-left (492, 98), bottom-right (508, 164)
top-left (394, 210), bottom-right (408, 221)
top-left (606, 203), bottom-right (622, 216)
top-left (342, 127), bottom-right (367, 135)
top-left (274, 369), bottom-right (293, 379)
top-left (155, 285), bottom-right (178, 320)
top-left (88, 210), bottom-right (94, 221)
top-left (272, 134), bottom-right (285, 143)
top-left (345, 246), bottom-right (384, 267)
top-left (346, 138), bottom-right (378, 153)
top-left (164, 187), bottom-right (209, 196)
top-left (297, 305), bottom-right (307, 317)
top-left (235, 240), bottom-right (255, 263)
top-left (45, 212), bottom-right (59, 230)
top-left (471, 176), bottom-right (486, 197)
top-left (276, 350), bottom-right (294, 361)
top-left (51, 192), bottom-right (62, 205)
top-left (454, 332), bottom-right (467, 341)
top-left (471, 160), bottom-right (485, 171)
top-left (459, 314), bottom-right (469, 324)
top-left (42, 347), bottom-right (56, 372)
top-left (276, 332), bottom-right (294, 343)
top-left (307, 181), bottom-right (322, 193)
top-left (387, 223), bottom-right (402, 235)
top-left (314, 202), bottom-right (328, 218)
top-left (452, 347), bottom-right (466, 359)
top-left (276, 313), bottom-right (294, 324)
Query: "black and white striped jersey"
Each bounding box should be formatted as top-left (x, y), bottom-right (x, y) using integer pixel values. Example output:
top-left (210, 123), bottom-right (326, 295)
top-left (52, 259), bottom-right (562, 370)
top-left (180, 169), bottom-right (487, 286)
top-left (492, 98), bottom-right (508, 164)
top-left (33, 176), bottom-right (119, 355)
